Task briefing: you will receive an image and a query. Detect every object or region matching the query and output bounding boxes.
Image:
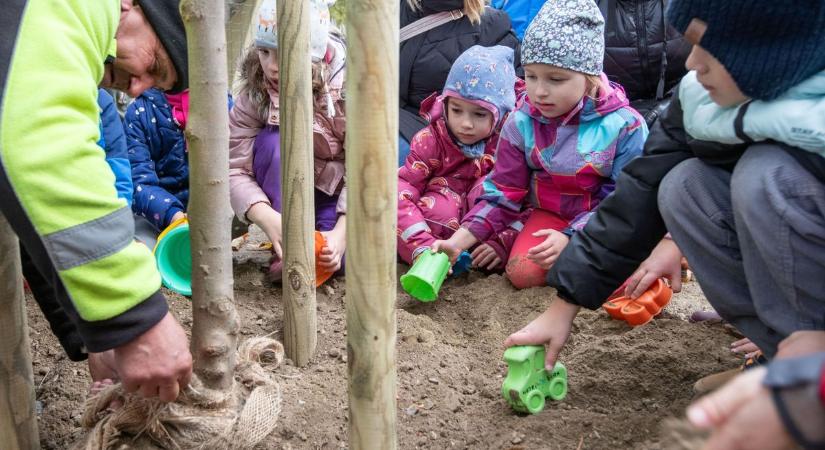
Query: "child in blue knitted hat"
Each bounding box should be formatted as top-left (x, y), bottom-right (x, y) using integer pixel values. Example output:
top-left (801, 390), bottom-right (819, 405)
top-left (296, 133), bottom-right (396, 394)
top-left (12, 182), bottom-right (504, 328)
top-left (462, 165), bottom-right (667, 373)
top-left (505, 1), bottom-right (825, 447)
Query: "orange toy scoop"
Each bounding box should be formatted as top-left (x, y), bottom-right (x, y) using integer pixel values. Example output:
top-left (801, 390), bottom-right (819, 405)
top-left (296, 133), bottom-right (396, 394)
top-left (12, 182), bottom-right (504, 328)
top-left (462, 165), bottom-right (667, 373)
top-left (315, 231), bottom-right (335, 287)
top-left (601, 279), bottom-right (672, 327)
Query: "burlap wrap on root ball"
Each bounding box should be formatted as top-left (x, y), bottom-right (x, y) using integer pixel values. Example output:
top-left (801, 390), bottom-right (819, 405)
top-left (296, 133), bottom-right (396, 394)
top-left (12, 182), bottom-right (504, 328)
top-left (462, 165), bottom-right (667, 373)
top-left (76, 338), bottom-right (285, 450)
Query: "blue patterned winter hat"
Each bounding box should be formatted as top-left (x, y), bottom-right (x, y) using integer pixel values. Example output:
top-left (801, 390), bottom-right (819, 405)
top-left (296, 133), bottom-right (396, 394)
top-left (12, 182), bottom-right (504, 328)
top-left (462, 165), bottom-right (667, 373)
top-left (522, 0), bottom-right (605, 75)
top-left (442, 45), bottom-right (517, 126)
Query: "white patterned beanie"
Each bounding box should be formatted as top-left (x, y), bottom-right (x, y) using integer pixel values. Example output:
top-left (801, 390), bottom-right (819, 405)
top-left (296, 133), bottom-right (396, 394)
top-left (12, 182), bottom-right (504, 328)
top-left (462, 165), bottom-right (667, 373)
top-left (521, 0), bottom-right (605, 75)
top-left (255, 0), bottom-right (334, 62)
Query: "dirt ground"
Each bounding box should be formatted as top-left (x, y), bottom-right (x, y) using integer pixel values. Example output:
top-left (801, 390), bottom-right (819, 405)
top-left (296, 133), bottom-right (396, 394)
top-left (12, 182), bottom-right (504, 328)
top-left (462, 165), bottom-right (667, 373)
top-left (29, 243), bottom-right (742, 449)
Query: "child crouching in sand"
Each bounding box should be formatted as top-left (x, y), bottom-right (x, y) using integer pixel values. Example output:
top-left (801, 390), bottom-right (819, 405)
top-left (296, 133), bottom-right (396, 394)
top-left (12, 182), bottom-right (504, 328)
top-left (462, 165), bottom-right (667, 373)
top-left (398, 45), bottom-right (521, 270)
top-left (229, 0), bottom-right (346, 284)
top-left (434, 0), bottom-right (647, 288)
top-left (506, 0), bottom-right (825, 446)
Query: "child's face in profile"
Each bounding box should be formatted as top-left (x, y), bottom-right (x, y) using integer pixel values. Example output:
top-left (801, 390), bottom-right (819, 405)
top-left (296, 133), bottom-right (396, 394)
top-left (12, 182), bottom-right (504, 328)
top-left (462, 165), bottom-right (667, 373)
top-left (257, 47), bottom-right (280, 91)
top-left (684, 19), bottom-right (749, 108)
top-left (445, 97), bottom-right (495, 145)
top-left (524, 64), bottom-right (587, 119)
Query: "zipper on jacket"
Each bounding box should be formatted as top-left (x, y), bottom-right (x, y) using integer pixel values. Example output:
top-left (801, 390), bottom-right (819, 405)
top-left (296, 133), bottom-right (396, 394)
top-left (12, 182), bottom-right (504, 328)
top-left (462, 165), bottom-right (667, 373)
top-left (636, 1), bottom-right (651, 97)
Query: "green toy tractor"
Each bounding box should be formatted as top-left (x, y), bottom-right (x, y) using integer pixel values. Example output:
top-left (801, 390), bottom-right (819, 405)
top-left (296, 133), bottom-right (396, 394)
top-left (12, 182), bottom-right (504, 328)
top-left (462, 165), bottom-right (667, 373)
top-left (501, 345), bottom-right (568, 414)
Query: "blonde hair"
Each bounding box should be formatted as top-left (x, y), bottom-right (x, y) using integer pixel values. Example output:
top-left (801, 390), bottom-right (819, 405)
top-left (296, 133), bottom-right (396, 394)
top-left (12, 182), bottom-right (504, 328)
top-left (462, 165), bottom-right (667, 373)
top-left (406, 0), bottom-right (485, 25)
top-left (584, 74), bottom-right (604, 98)
top-left (237, 45), bottom-right (339, 119)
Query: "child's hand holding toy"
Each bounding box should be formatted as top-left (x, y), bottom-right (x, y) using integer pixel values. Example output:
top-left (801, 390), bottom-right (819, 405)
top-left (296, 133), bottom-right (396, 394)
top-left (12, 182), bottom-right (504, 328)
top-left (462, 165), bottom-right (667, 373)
top-left (432, 228), bottom-right (479, 265)
top-left (319, 220), bottom-right (346, 272)
top-left (624, 237), bottom-right (683, 298)
top-left (504, 297), bottom-right (580, 370)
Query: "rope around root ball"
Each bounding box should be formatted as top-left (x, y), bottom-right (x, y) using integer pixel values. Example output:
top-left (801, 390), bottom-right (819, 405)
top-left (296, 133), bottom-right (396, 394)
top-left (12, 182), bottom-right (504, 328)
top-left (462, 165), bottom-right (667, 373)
top-left (77, 338), bottom-right (285, 450)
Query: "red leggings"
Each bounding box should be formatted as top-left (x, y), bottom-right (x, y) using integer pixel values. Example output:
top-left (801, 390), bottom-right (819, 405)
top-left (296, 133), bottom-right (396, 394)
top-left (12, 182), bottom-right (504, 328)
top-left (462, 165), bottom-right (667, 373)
top-left (505, 209), bottom-right (569, 289)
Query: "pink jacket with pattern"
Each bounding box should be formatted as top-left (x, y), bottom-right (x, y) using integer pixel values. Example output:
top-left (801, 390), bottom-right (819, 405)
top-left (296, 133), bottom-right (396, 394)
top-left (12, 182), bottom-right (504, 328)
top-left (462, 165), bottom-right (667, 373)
top-left (397, 94), bottom-right (499, 246)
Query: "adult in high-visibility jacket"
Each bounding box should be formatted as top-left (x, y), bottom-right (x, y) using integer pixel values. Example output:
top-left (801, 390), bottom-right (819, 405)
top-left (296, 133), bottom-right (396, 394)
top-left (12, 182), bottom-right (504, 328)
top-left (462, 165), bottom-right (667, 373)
top-left (1, 0), bottom-right (192, 402)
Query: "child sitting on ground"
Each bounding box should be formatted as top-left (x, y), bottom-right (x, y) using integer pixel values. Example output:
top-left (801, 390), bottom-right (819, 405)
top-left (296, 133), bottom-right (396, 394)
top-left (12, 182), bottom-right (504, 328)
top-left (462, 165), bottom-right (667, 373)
top-left (434, 0), bottom-right (647, 288)
top-left (398, 45), bottom-right (520, 270)
top-left (229, 0), bottom-right (346, 282)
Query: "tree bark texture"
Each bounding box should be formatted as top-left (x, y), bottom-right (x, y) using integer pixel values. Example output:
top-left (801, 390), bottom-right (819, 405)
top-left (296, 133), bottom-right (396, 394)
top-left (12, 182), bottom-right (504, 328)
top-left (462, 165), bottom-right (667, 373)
top-left (181, 0), bottom-right (241, 392)
top-left (278, 0), bottom-right (317, 367)
top-left (0, 213), bottom-right (40, 449)
top-left (345, 0), bottom-right (399, 448)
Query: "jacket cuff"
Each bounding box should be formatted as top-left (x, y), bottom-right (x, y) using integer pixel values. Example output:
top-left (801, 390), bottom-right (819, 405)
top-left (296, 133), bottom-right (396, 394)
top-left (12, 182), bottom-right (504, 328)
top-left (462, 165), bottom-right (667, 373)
top-left (58, 330), bottom-right (88, 362)
top-left (462, 222), bottom-right (493, 244)
top-left (163, 206), bottom-right (184, 229)
top-left (765, 354), bottom-right (825, 449)
top-left (74, 289), bottom-right (169, 353)
top-left (552, 286), bottom-right (587, 308)
top-left (241, 200), bottom-right (272, 224)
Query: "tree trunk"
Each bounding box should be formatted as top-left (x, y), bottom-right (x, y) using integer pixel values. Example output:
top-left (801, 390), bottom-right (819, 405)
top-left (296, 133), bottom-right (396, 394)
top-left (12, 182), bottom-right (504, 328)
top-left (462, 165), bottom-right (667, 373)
top-left (0, 213), bottom-right (40, 449)
top-left (180, 0), bottom-right (240, 392)
top-left (345, 0), bottom-right (399, 447)
top-left (278, 0), bottom-right (317, 367)
top-left (225, 0), bottom-right (262, 87)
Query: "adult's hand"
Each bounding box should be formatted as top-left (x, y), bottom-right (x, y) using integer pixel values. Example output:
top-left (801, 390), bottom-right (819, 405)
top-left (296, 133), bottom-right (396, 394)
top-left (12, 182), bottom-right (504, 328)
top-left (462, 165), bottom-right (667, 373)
top-left (88, 349), bottom-right (119, 382)
top-left (687, 367), bottom-right (795, 450)
top-left (776, 330), bottom-right (825, 359)
top-left (113, 312), bottom-right (192, 402)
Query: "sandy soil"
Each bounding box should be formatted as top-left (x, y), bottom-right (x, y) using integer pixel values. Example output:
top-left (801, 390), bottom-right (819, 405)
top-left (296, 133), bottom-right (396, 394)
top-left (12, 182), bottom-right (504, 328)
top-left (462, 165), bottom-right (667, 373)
top-left (29, 243), bottom-right (741, 449)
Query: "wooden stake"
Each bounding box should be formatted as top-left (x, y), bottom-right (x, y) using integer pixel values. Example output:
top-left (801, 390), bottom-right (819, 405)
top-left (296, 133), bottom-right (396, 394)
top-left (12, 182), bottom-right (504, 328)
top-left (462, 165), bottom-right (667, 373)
top-left (345, 0), bottom-right (399, 447)
top-left (226, 0), bottom-right (262, 87)
top-left (0, 213), bottom-right (40, 449)
top-left (181, 0), bottom-right (240, 391)
top-left (278, 0), bottom-right (317, 367)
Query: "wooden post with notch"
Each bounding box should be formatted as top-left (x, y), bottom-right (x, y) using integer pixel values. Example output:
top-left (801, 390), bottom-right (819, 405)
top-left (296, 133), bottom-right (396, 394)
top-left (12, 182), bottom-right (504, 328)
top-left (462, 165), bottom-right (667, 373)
top-left (278, 0), bottom-right (317, 366)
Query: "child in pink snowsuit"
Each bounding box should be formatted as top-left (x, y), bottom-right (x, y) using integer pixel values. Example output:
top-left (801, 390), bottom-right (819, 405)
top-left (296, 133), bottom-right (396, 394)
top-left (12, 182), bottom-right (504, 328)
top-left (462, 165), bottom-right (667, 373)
top-left (397, 45), bottom-right (520, 270)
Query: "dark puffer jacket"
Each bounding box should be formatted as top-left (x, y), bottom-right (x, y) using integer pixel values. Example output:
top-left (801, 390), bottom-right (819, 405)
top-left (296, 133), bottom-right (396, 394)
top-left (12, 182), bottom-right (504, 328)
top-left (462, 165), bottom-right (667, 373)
top-left (597, 0), bottom-right (691, 124)
top-left (546, 87), bottom-right (825, 310)
top-left (399, 0), bottom-right (521, 141)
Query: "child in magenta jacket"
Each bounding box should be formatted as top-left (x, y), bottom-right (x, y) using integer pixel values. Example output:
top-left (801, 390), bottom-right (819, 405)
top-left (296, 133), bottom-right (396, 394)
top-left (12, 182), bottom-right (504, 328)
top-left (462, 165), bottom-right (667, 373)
top-left (434, 0), bottom-right (648, 289)
top-left (397, 45), bottom-right (521, 269)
